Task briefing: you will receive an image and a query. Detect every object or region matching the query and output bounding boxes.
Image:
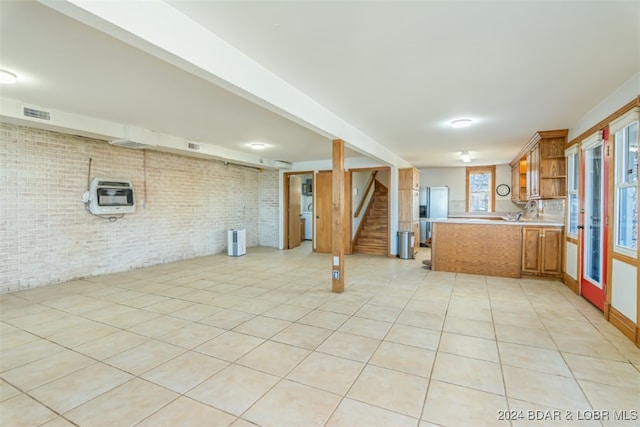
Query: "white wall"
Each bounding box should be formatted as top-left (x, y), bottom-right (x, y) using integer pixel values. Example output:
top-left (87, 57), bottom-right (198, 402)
top-left (569, 72), bottom-right (640, 142)
top-left (420, 164), bottom-right (520, 213)
top-left (0, 123), bottom-right (279, 293)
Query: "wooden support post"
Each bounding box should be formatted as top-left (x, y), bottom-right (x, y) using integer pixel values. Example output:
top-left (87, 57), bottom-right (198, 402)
top-left (332, 139), bottom-right (345, 293)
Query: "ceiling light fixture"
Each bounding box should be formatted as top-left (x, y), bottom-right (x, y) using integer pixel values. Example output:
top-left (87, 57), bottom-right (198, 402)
top-left (250, 143), bottom-right (266, 150)
top-left (460, 151), bottom-right (471, 163)
top-left (451, 118), bottom-right (472, 129)
top-left (0, 69), bottom-right (18, 84)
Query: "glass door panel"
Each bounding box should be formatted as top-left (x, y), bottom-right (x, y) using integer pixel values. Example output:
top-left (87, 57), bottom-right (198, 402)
top-left (581, 134), bottom-right (608, 312)
top-left (584, 144), bottom-right (603, 286)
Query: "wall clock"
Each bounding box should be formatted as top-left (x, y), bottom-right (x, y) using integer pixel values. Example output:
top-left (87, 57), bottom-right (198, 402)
top-left (496, 184), bottom-right (510, 197)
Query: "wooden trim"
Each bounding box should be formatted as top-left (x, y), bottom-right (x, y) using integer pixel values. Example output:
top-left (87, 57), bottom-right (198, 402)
top-left (563, 272), bottom-right (579, 294)
top-left (608, 305), bottom-right (638, 343)
top-left (344, 171), bottom-right (352, 256)
top-left (353, 171), bottom-right (378, 218)
top-left (612, 251), bottom-right (637, 265)
top-left (565, 236), bottom-right (578, 245)
top-left (349, 166), bottom-right (391, 255)
top-left (283, 170), bottom-right (314, 250)
top-left (466, 165), bottom-right (496, 212)
top-left (331, 139), bottom-right (345, 293)
top-left (566, 97), bottom-right (639, 148)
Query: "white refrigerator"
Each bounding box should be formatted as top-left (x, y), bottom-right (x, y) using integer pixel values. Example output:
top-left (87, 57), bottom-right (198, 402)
top-left (419, 187), bottom-right (449, 244)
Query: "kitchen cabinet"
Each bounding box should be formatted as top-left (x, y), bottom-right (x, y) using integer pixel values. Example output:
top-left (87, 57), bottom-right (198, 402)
top-left (513, 130), bottom-right (567, 200)
top-left (399, 167), bottom-right (420, 190)
top-left (521, 226), bottom-right (563, 276)
top-left (510, 158), bottom-right (527, 202)
top-left (398, 167), bottom-right (420, 252)
top-left (538, 132), bottom-right (567, 199)
top-left (526, 143), bottom-right (540, 199)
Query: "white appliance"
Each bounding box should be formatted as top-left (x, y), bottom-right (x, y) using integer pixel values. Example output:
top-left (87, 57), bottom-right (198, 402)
top-left (88, 178), bottom-right (135, 215)
top-left (301, 212), bottom-right (313, 240)
top-left (419, 186), bottom-right (449, 243)
top-left (227, 229), bottom-right (246, 256)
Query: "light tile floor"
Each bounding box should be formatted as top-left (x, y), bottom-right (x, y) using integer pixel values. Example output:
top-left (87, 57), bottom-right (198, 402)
top-left (1, 243), bottom-right (639, 427)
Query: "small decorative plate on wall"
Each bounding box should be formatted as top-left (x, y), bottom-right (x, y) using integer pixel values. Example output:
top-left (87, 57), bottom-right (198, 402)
top-left (496, 184), bottom-right (510, 196)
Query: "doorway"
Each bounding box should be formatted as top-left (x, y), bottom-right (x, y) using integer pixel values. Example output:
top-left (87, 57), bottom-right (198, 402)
top-left (283, 171), bottom-right (313, 250)
top-left (580, 131), bottom-right (610, 311)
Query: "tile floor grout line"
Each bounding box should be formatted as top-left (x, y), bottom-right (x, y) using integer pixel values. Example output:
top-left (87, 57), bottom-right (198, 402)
top-left (416, 270), bottom-right (452, 425)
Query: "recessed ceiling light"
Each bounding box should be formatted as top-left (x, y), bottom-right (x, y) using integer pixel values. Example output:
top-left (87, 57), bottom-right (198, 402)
top-left (451, 118), bottom-right (472, 129)
top-left (0, 69), bottom-right (18, 84)
top-left (460, 151), bottom-right (471, 162)
top-left (250, 143), bottom-right (266, 150)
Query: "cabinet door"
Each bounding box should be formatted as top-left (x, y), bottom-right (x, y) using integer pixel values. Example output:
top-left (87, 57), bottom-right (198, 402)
top-left (541, 227), bottom-right (562, 275)
top-left (531, 145), bottom-right (540, 198)
top-left (521, 227), bottom-right (541, 273)
top-left (413, 221), bottom-right (420, 253)
top-left (399, 168), bottom-right (419, 190)
top-left (526, 151), bottom-right (533, 199)
top-left (511, 164), bottom-right (519, 202)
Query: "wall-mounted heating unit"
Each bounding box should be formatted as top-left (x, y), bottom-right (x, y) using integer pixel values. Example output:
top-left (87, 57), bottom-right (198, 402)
top-left (88, 178), bottom-right (135, 215)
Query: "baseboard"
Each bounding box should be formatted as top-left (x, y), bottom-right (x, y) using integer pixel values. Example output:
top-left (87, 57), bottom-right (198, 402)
top-left (608, 305), bottom-right (638, 343)
top-left (562, 273), bottom-right (579, 294)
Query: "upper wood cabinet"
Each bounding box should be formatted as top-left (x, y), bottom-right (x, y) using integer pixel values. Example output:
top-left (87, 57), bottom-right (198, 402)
top-left (511, 130), bottom-right (568, 200)
top-left (527, 143), bottom-right (540, 199)
top-left (510, 158), bottom-right (527, 202)
top-left (399, 168), bottom-right (420, 190)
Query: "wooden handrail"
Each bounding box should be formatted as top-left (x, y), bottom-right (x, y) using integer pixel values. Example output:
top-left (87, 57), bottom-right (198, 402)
top-left (354, 171), bottom-right (378, 218)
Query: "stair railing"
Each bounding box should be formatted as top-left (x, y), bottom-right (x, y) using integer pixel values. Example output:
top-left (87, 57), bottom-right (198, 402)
top-left (354, 170), bottom-right (378, 218)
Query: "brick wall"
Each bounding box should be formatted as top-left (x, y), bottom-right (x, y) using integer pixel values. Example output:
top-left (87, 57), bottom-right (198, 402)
top-left (258, 169), bottom-right (280, 246)
top-left (0, 122), bottom-right (280, 293)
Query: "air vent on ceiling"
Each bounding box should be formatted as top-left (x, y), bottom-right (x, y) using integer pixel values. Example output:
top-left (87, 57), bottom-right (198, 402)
top-left (23, 106), bottom-right (51, 121)
top-left (275, 160), bottom-right (292, 169)
top-left (187, 142), bottom-right (200, 151)
top-left (109, 139), bottom-right (156, 149)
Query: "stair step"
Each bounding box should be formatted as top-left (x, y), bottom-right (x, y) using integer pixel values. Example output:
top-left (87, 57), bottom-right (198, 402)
top-left (364, 224), bottom-right (388, 231)
top-left (354, 188), bottom-right (388, 256)
top-left (354, 245), bottom-right (388, 255)
top-left (360, 230), bottom-right (387, 238)
top-left (357, 237), bottom-right (388, 245)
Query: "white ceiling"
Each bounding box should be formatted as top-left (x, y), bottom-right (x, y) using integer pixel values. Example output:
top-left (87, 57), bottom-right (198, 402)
top-left (1, 1), bottom-right (638, 168)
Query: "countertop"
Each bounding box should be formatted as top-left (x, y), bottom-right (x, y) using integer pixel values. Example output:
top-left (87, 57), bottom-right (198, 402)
top-left (426, 217), bottom-right (564, 227)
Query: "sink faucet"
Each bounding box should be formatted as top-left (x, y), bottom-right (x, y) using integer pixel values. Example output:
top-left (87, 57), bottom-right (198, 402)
top-left (524, 200), bottom-right (539, 220)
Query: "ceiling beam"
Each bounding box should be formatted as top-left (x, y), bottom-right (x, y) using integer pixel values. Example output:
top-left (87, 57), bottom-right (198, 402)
top-left (38, 0), bottom-right (411, 169)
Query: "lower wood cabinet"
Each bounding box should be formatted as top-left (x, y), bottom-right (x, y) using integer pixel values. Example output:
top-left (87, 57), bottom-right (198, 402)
top-left (521, 226), bottom-right (562, 276)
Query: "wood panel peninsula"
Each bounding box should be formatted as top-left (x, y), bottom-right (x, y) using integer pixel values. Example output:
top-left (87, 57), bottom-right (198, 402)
top-left (428, 217), bottom-right (564, 278)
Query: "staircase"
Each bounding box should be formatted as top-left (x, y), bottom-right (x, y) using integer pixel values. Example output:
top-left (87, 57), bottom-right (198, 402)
top-left (353, 183), bottom-right (388, 255)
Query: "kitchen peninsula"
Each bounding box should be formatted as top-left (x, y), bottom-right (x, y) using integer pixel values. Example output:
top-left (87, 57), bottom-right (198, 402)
top-left (428, 217), bottom-right (564, 278)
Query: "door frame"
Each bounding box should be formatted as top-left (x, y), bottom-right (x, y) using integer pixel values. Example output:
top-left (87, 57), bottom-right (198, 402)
top-left (349, 166), bottom-right (391, 255)
top-left (283, 171), bottom-right (314, 250)
top-left (579, 129), bottom-right (610, 311)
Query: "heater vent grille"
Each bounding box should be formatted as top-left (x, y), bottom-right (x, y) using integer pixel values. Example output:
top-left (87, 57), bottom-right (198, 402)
top-left (23, 107), bottom-right (51, 121)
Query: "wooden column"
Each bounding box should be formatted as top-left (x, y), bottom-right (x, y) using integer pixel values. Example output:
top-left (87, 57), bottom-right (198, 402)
top-left (332, 139), bottom-right (345, 293)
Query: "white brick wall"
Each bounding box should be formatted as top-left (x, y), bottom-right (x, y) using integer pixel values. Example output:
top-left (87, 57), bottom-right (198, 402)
top-left (258, 169), bottom-right (280, 246)
top-left (0, 123), bottom-right (280, 293)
